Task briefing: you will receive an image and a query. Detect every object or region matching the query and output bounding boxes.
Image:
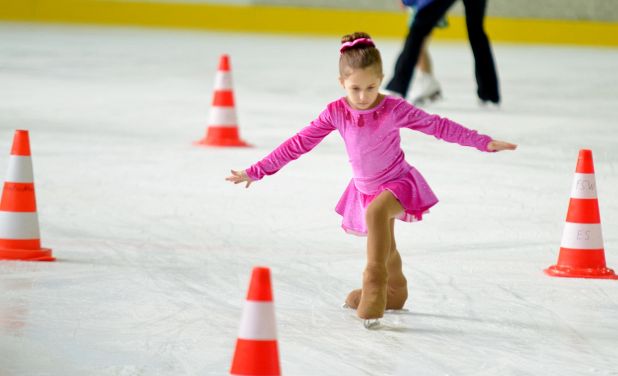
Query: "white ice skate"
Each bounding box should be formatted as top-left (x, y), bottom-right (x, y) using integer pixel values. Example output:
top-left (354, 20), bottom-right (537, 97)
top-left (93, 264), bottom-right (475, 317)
top-left (409, 71), bottom-right (442, 106)
top-left (478, 98), bottom-right (500, 110)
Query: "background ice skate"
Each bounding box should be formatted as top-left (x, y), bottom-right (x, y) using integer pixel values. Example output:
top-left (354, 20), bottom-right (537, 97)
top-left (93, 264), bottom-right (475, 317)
top-left (1, 22), bottom-right (617, 375)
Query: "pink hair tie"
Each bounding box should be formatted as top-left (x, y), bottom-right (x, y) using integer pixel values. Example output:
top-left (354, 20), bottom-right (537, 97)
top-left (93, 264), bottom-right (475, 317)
top-left (339, 38), bottom-right (375, 54)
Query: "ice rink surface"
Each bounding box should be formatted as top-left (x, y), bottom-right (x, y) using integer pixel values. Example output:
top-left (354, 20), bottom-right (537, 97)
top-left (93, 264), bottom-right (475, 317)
top-left (1, 22), bottom-right (617, 375)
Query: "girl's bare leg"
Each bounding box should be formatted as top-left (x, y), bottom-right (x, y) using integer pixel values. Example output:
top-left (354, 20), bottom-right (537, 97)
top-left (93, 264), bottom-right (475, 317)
top-left (345, 219), bottom-right (408, 310)
top-left (356, 191), bottom-right (404, 319)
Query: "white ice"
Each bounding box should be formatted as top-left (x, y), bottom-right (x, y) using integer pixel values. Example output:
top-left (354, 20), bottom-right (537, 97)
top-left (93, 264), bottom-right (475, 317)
top-left (1, 22), bottom-right (617, 375)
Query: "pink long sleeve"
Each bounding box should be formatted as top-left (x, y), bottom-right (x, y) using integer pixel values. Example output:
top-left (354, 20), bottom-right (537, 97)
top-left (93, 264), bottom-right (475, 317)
top-left (393, 101), bottom-right (492, 152)
top-left (246, 108), bottom-right (336, 181)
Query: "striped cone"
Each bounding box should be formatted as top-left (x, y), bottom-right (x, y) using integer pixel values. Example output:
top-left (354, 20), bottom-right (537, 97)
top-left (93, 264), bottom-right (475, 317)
top-left (0, 130), bottom-right (54, 261)
top-left (230, 266), bottom-right (280, 375)
top-left (545, 149), bottom-right (616, 279)
top-left (196, 54), bottom-right (250, 147)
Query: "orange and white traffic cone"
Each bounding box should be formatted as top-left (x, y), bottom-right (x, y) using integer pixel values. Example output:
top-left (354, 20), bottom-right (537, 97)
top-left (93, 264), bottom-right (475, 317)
top-left (230, 266), bottom-right (280, 375)
top-left (196, 54), bottom-right (251, 147)
top-left (545, 149), bottom-right (616, 279)
top-left (0, 130), bottom-right (54, 261)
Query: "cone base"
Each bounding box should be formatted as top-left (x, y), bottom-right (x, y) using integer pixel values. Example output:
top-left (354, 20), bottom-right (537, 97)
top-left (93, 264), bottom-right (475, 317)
top-left (544, 265), bottom-right (618, 280)
top-left (230, 338), bottom-right (280, 376)
top-left (0, 247), bottom-right (55, 262)
top-left (195, 126), bottom-right (251, 148)
top-left (194, 137), bottom-right (251, 147)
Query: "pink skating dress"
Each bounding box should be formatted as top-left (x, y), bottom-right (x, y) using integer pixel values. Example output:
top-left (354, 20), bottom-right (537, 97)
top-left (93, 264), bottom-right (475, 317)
top-left (246, 96), bottom-right (492, 236)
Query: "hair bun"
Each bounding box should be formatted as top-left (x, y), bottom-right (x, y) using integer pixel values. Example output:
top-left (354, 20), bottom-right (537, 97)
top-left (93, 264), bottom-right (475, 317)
top-left (338, 31), bottom-right (382, 76)
top-left (339, 35), bottom-right (375, 54)
top-left (341, 32), bottom-right (372, 44)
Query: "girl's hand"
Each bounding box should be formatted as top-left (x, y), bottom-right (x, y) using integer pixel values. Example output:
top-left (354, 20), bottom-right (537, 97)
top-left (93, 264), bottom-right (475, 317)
top-left (488, 140), bottom-right (517, 152)
top-left (226, 169), bottom-right (253, 188)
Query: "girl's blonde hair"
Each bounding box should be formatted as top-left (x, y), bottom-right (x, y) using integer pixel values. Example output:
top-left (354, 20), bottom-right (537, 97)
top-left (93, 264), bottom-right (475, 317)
top-left (339, 32), bottom-right (383, 78)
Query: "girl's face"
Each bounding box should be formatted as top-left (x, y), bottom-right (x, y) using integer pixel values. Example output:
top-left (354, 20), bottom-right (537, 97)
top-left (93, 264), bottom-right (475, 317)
top-left (339, 68), bottom-right (384, 110)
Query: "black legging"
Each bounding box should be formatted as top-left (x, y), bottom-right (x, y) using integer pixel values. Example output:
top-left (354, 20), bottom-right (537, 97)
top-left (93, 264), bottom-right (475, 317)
top-left (386, 0), bottom-right (500, 103)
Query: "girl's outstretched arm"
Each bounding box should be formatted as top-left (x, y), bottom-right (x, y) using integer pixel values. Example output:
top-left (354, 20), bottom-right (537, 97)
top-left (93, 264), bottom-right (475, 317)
top-left (487, 140), bottom-right (517, 151)
top-left (231, 107), bottom-right (336, 184)
top-left (226, 169), bottom-right (253, 188)
top-left (395, 100), bottom-right (511, 152)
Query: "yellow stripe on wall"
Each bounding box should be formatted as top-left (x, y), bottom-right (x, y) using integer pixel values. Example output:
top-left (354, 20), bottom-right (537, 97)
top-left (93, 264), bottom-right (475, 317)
top-left (1, 0), bottom-right (617, 47)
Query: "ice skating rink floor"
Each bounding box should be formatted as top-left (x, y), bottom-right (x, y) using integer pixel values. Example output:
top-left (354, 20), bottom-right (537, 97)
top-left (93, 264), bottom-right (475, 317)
top-left (1, 22), bottom-right (617, 375)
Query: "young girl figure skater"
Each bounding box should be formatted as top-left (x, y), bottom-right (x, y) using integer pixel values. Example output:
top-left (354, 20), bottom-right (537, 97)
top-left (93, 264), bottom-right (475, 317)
top-left (226, 32), bottom-right (517, 324)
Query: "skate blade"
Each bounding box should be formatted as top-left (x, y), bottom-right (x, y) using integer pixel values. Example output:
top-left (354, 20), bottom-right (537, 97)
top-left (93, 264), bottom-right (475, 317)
top-left (363, 319), bottom-right (382, 330)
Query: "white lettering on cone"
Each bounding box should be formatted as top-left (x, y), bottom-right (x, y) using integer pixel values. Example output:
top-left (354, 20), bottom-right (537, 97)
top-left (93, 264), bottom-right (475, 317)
top-left (5, 156), bottom-right (34, 183)
top-left (238, 301), bottom-right (277, 340)
top-left (570, 173), bottom-right (597, 199)
top-left (0, 211), bottom-right (41, 239)
top-left (560, 222), bottom-right (604, 250)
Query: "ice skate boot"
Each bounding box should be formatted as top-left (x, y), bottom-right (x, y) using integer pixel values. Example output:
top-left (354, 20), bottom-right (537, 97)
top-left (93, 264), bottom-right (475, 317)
top-left (356, 265), bottom-right (387, 320)
top-left (478, 98), bottom-right (500, 110)
top-left (344, 247), bottom-right (409, 311)
top-left (344, 282), bottom-right (407, 310)
top-left (386, 278), bottom-right (408, 310)
top-left (409, 72), bottom-right (442, 106)
top-left (344, 288), bottom-right (362, 309)
top-left (385, 248), bottom-right (408, 310)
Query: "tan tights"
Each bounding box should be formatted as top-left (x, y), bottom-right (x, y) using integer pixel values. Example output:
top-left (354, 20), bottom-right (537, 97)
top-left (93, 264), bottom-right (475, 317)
top-left (346, 191), bottom-right (409, 319)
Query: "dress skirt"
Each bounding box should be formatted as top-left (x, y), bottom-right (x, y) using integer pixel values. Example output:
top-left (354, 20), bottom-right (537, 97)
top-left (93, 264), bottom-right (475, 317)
top-left (335, 166), bottom-right (438, 236)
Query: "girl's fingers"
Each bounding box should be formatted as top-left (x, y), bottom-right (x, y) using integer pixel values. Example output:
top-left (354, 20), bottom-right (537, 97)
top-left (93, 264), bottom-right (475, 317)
top-left (490, 140), bottom-right (517, 151)
top-left (226, 169), bottom-right (252, 186)
top-left (500, 142), bottom-right (517, 150)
